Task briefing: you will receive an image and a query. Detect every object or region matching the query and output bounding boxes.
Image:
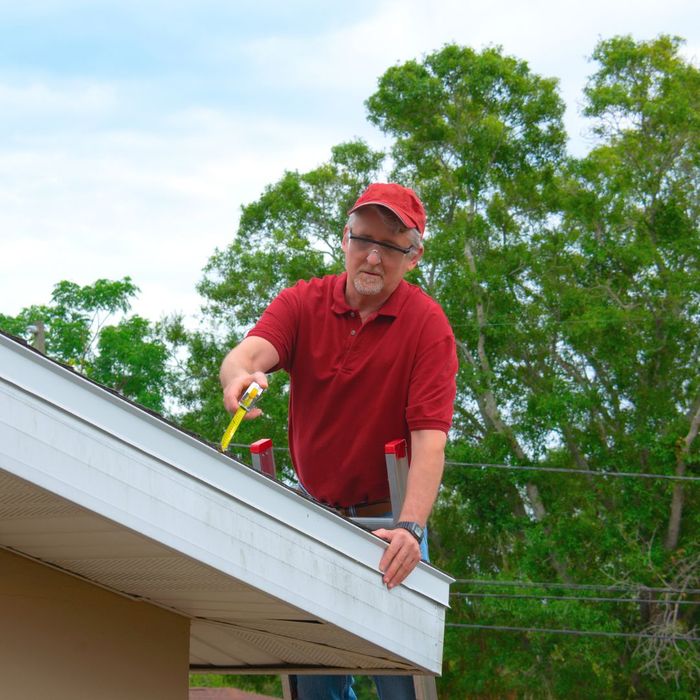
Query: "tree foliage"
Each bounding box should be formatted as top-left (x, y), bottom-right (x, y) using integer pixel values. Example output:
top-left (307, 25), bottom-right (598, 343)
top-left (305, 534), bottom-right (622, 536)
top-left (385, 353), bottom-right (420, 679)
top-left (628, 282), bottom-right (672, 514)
top-left (0, 278), bottom-right (171, 412)
top-left (198, 140), bottom-right (385, 327)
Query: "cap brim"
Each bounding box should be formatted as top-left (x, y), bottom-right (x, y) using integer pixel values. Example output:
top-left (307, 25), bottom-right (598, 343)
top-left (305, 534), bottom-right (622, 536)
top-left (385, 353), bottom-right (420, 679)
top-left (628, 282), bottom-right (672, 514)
top-left (348, 200), bottom-right (418, 231)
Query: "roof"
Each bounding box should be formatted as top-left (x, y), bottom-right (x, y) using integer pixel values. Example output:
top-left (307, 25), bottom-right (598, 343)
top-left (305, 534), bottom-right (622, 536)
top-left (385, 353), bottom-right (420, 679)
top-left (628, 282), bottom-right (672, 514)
top-left (0, 331), bottom-right (452, 675)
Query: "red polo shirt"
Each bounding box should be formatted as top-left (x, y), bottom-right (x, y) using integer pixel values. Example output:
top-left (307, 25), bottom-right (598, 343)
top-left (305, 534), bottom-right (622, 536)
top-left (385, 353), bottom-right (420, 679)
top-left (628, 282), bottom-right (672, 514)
top-left (248, 273), bottom-right (457, 507)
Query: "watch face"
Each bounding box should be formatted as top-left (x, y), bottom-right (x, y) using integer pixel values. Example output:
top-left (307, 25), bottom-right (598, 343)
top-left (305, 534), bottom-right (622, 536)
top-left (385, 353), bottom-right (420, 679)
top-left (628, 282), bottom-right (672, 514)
top-left (397, 521), bottom-right (423, 542)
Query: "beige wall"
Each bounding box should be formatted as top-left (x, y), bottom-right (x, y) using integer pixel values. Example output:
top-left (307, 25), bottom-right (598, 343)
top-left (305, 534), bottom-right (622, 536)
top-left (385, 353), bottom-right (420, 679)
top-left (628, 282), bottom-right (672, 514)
top-left (0, 548), bottom-right (190, 700)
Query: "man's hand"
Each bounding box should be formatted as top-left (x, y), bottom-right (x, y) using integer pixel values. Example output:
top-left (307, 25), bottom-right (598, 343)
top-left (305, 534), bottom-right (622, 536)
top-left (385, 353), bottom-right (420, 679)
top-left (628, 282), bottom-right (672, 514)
top-left (372, 526), bottom-right (422, 589)
top-left (220, 336), bottom-right (279, 418)
top-left (222, 371), bottom-right (269, 418)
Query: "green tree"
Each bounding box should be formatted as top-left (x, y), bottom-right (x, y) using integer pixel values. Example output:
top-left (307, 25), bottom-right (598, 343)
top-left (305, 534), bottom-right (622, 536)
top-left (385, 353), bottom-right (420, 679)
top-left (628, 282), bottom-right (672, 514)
top-left (366, 37), bottom-right (700, 697)
top-left (366, 41), bottom-right (568, 524)
top-left (533, 34), bottom-right (700, 694)
top-left (0, 278), bottom-right (171, 412)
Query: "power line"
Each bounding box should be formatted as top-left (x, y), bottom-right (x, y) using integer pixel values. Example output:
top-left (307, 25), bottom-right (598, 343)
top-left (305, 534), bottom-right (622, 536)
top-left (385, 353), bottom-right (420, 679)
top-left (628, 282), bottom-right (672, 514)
top-left (228, 442), bottom-right (698, 482)
top-left (226, 442), bottom-right (290, 454)
top-left (445, 460), bottom-right (700, 482)
top-left (451, 592), bottom-right (700, 605)
top-left (446, 623), bottom-right (700, 642)
top-left (450, 321), bottom-right (642, 330)
top-left (453, 579), bottom-right (700, 595)
top-left (446, 310), bottom-right (700, 330)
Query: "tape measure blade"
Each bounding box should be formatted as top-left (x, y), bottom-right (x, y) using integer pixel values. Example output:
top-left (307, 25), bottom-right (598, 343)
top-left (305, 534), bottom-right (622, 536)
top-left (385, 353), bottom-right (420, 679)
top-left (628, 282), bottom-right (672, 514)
top-left (221, 408), bottom-right (246, 451)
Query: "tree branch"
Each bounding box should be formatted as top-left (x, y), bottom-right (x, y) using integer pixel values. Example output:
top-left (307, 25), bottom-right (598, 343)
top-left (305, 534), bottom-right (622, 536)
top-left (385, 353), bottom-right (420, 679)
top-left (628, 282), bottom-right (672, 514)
top-left (664, 398), bottom-right (700, 550)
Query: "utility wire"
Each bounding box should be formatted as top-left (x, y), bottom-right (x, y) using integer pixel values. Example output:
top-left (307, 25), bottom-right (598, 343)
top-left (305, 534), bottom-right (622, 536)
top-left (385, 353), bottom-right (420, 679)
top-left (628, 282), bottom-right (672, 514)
top-left (451, 592), bottom-right (700, 605)
top-left (445, 623), bottom-right (700, 642)
top-left (453, 579), bottom-right (700, 595)
top-left (227, 442), bottom-right (290, 453)
top-left (228, 442), bottom-right (698, 482)
top-left (445, 310), bottom-right (700, 330)
top-left (444, 460), bottom-right (700, 482)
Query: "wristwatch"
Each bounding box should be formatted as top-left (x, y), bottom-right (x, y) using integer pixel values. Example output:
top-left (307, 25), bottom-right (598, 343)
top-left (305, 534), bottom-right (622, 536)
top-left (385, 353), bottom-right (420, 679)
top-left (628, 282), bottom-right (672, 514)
top-left (394, 521), bottom-right (424, 543)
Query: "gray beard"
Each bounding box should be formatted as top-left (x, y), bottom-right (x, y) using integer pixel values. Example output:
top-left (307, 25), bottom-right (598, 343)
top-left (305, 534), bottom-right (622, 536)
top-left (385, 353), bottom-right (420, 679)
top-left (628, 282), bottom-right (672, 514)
top-left (353, 272), bottom-right (384, 296)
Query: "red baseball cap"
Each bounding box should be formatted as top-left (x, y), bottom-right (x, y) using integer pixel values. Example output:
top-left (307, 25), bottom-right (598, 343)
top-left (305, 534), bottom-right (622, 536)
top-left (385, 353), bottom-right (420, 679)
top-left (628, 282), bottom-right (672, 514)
top-left (348, 183), bottom-right (426, 235)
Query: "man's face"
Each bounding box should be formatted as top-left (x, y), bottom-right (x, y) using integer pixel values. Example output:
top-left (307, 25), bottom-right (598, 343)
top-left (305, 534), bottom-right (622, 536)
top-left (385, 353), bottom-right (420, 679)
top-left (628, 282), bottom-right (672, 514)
top-left (341, 207), bottom-right (422, 302)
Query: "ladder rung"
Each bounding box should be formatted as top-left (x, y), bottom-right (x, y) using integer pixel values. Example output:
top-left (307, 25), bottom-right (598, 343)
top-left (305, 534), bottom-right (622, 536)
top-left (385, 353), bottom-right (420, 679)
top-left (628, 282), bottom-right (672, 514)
top-left (348, 516), bottom-right (393, 531)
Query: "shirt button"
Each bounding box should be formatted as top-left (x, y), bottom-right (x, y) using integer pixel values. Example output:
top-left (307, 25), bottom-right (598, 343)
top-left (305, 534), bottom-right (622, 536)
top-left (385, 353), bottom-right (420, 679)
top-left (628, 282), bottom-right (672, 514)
top-left (350, 330), bottom-right (356, 336)
top-left (350, 312), bottom-right (355, 317)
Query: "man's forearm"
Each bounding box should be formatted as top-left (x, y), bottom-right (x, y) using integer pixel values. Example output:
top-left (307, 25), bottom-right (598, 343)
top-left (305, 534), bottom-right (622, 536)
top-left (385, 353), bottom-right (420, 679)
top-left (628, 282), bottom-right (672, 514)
top-left (220, 336), bottom-right (279, 414)
top-left (220, 348), bottom-right (253, 390)
top-left (398, 429), bottom-right (447, 526)
top-left (220, 337), bottom-right (278, 384)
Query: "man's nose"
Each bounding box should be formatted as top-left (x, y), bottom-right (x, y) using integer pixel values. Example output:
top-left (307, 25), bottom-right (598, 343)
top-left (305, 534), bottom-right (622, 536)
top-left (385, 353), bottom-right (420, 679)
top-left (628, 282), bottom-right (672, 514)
top-left (366, 248), bottom-right (382, 264)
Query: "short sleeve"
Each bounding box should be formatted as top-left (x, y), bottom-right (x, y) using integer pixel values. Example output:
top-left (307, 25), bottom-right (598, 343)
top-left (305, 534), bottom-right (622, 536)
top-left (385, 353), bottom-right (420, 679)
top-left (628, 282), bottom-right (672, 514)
top-left (246, 285), bottom-right (301, 372)
top-left (405, 308), bottom-right (458, 433)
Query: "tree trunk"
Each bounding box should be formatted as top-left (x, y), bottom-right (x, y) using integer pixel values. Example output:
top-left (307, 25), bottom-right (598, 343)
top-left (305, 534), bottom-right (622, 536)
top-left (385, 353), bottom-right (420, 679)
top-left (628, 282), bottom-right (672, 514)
top-left (665, 400), bottom-right (700, 550)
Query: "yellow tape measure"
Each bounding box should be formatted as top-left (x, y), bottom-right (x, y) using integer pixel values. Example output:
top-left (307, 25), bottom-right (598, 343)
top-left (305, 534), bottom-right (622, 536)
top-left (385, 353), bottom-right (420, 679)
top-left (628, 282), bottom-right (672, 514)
top-left (221, 381), bottom-right (265, 451)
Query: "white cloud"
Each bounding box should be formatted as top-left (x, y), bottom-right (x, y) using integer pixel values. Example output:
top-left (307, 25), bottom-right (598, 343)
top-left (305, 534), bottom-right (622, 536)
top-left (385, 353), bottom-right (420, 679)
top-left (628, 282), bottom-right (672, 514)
top-left (1, 0), bottom-right (698, 327)
top-left (234, 0), bottom-right (699, 154)
top-left (0, 102), bottom-right (361, 322)
top-left (0, 79), bottom-right (118, 116)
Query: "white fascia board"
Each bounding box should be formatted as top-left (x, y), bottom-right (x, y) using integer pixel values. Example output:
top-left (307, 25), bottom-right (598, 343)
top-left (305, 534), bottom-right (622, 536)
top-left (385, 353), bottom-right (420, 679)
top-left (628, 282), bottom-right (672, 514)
top-left (0, 336), bottom-right (452, 672)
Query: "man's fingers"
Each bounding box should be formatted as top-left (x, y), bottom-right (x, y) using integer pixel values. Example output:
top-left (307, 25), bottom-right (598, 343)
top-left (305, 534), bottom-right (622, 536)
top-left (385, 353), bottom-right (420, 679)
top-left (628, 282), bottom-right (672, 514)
top-left (222, 378), bottom-right (247, 413)
top-left (383, 546), bottom-right (410, 580)
top-left (223, 373), bottom-right (268, 414)
top-left (372, 528), bottom-right (391, 539)
top-left (383, 544), bottom-right (420, 588)
top-left (372, 528), bottom-right (421, 589)
top-left (251, 371), bottom-right (269, 389)
top-left (386, 538), bottom-right (419, 578)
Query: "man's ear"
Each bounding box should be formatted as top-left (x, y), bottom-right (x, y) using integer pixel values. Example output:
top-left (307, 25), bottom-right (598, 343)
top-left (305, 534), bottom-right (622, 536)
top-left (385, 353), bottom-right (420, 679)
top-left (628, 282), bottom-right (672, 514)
top-left (341, 227), bottom-right (349, 253)
top-left (407, 246), bottom-right (424, 270)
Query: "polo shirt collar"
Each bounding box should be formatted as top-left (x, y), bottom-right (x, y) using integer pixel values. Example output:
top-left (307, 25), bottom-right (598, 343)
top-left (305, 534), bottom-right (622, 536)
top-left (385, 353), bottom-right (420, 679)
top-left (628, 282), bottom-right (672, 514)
top-left (332, 273), bottom-right (408, 318)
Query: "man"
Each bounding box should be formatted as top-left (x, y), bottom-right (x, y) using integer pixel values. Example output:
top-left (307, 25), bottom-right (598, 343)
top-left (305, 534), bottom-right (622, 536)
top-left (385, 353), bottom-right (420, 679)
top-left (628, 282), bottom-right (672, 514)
top-left (220, 183), bottom-right (457, 700)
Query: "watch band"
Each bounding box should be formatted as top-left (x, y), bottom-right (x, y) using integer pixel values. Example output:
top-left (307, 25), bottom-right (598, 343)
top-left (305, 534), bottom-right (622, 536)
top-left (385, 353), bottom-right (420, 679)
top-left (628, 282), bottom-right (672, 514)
top-left (395, 521), bottom-right (424, 543)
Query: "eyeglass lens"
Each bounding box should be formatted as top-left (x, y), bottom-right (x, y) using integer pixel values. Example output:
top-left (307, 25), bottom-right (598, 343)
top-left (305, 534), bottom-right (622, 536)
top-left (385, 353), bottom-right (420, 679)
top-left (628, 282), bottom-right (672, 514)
top-left (350, 236), bottom-right (406, 262)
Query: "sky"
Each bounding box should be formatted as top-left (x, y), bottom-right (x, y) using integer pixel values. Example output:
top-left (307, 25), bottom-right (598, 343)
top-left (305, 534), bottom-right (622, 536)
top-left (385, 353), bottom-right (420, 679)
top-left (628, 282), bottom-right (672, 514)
top-left (1, 0), bottom-right (698, 326)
